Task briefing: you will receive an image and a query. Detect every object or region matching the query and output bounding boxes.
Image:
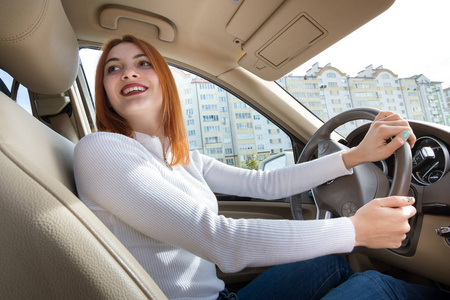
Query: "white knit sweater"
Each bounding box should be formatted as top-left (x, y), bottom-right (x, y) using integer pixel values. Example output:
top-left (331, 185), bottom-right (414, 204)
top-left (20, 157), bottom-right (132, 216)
top-left (74, 132), bottom-right (356, 300)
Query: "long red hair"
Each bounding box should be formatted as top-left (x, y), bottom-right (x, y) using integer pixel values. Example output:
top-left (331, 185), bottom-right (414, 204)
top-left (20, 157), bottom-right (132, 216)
top-left (95, 35), bottom-right (189, 166)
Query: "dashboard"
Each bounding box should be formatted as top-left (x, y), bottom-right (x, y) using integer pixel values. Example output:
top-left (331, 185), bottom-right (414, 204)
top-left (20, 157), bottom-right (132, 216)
top-left (346, 120), bottom-right (450, 217)
top-left (411, 136), bottom-right (449, 186)
top-left (312, 119), bottom-right (450, 286)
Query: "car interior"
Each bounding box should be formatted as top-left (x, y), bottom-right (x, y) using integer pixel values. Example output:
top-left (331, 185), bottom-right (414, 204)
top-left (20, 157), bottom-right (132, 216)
top-left (1, 0), bottom-right (449, 299)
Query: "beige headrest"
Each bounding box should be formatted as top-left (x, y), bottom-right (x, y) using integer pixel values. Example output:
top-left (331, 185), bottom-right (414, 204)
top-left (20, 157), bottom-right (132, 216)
top-left (0, 0), bottom-right (79, 94)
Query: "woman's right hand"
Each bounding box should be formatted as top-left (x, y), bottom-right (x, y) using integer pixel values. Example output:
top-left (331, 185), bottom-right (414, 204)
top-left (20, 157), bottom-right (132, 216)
top-left (349, 196), bottom-right (416, 249)
top-left (341, 111), bottom-right (416, 169)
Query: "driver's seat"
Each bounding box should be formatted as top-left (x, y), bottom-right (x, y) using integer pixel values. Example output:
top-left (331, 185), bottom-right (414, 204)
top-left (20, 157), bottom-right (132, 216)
top-left (0, 0), bottom-right (166, 298)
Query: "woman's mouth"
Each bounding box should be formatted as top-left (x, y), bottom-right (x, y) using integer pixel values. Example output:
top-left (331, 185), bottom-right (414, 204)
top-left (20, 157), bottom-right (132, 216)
top-left (120, 84), bottom-right (148, 96)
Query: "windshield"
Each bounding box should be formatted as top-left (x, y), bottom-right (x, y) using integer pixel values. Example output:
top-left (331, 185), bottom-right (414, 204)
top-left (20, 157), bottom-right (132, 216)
top-left (278, 0), bottom-right (450, 137)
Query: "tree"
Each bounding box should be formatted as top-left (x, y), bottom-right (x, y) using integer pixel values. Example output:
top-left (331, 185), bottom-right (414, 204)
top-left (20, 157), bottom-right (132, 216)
top-left (244, 155), bottom-right (259, 170)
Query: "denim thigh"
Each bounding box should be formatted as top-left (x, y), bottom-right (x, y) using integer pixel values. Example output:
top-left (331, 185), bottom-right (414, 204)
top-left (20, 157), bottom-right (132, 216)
top-left (323, 270), bottom-right (450, 300)
top-left (233, 255), bottom-right (353, 300)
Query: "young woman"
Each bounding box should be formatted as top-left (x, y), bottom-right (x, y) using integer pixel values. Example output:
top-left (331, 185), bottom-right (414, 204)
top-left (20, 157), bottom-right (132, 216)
top-left (74, 35), bottom-right (449, 299)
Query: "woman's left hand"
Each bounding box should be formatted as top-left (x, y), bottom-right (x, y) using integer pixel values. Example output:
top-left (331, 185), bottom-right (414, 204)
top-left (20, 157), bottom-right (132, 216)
top-left (342, 111), bottom-right (416, 169)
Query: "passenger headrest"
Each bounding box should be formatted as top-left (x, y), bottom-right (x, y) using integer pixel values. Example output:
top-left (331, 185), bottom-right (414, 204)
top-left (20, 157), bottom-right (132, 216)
top-left (0, 0), bottom-right (79, 94)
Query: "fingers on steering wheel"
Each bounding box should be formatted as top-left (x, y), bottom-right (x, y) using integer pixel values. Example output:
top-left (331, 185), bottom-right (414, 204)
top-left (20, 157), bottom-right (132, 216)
top-left (375, 111), bottom-right (396, 121)
top-left (386, 131), bottom-right (411, 153)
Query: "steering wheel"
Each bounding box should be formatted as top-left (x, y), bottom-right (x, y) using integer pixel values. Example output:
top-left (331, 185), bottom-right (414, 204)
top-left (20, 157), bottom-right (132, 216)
top-left (290, 107), bottom-right (412, 220)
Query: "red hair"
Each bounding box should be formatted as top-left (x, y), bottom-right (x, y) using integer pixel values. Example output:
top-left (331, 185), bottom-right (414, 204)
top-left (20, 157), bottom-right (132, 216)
top-left (95, 34), bottom-right (189, 166)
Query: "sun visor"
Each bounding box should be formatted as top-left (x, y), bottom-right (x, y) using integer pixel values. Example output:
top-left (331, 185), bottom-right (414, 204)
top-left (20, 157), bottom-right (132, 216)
top-left (0, 0), bottom-right (79, 94)
top-left (228, 0), bottom-right (395, 81)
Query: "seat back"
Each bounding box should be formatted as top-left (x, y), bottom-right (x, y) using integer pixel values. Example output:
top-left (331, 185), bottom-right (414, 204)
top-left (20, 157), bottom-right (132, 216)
top-left (0, 0), bottom-right (167, 299)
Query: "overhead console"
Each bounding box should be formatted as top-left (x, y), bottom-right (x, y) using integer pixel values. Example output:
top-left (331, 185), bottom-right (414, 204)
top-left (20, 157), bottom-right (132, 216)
top-left (227, 0), bottom-right (395, 81)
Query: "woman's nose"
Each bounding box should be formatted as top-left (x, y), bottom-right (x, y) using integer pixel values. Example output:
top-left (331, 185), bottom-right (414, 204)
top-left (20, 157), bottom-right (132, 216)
top-left (121, 67), bottom-right (139, 80)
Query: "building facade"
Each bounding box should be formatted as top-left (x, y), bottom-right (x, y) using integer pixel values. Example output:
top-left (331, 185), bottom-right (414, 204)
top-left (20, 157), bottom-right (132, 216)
top-left (279, 63), bottom-right (450, 136)
top-left (171, 68), bottom-right (292, 169)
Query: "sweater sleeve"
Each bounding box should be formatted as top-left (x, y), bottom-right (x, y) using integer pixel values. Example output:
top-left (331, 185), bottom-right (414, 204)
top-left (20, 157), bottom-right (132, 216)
top-left (201, 151), bottom-right (352, 200)
top-left (74, 133), bottom-right (355, 273)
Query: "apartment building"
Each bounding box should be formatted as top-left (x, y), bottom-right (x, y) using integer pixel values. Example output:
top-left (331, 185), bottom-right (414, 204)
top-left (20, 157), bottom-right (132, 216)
top-left (280, 63), bottom-right (449, 136)
top-left (171, 67), bottom-right (292, 168)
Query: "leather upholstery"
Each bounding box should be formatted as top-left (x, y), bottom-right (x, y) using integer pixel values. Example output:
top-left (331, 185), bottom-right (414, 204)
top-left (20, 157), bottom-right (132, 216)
top-left (0, 0), bottom-right (167, 298)
top-left (0, 85), bottom-right (167, 300)
top-left (0, 0), bottom-right (78, 94)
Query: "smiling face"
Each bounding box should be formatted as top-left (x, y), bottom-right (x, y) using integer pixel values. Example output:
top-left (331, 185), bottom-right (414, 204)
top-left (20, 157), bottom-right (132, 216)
top-left (103, 42), bottom-right (163, 134)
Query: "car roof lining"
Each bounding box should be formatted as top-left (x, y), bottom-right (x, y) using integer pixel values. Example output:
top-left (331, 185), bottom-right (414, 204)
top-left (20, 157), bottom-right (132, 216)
top-left (62, 0), bottom-right (394, 82)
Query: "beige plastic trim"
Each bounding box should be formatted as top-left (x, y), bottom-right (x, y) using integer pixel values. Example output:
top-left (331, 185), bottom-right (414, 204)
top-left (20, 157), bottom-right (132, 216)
top-left (99, 5), bottom-right (176, 42)
top-left (69, 83), bottom-right (92, 138)
top-left (364, 214), bottom-right (450, 286)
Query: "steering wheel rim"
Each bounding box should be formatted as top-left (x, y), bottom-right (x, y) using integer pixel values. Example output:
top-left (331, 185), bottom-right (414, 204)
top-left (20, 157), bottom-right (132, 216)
top-left (290, 107), bottom-right (412, 220)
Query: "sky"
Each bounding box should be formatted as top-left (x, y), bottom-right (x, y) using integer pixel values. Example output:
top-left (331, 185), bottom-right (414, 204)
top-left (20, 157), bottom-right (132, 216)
top-left (292, 0), bottom-right (450, 88)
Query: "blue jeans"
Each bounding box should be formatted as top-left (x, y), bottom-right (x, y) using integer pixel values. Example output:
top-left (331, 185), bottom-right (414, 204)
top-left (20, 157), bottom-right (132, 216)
top-left (217, 255), bottom-right (450, 300)
top-left (323, 270), bottom-right (450, 300)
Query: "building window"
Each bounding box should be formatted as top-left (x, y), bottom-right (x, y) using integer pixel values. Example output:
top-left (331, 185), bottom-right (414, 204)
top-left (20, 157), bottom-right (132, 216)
top-left (239, 144), bottom-right (255, 150)
top-left (203, 115), bottom-right (219, 122)
top-left (306, 83), bottom-right (318, 89)
top-left (201, 104), bottom-right (218, 111)
top-left (200, 94), bottom-right (215, 100)
top-left (233, 102), bottom-right (248, 109)
top-left (235, 113), bottom-right (251, 119)
top-left (206, 147), bottom-right (223, 154)
top-left (270, 139), bottom-right (281, 144)
top-left (205, 136), bottom-right (221, 143)
top-left (199, 83), bottom-right (215, 90)
top-left (204, 125), bottom-right (220, 132)
top-left (236, 122), bottom-right (253, 129)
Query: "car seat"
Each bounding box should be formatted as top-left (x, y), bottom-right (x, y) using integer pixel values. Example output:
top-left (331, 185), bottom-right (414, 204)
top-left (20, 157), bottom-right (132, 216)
top-left (0, 0), bottom-right (167, 298)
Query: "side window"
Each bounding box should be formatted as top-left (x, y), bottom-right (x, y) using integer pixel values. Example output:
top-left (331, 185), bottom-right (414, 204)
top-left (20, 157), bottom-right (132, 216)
top-left (79, 48), bottom-right (101, 99)
top-left (171, 67), bottom-right (293, 170)
top-left (0, 69), bottom-right (32, 114)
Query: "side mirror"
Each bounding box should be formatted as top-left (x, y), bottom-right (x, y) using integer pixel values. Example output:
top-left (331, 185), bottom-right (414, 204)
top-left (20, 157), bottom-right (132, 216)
top-left (259, 152), bottom-right (294, 171)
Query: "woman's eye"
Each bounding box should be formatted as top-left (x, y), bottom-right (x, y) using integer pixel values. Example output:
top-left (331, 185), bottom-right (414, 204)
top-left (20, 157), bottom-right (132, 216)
top-left (106, 65), bottom-right (120, 74)
top-left (139, 60), bottom-right (151, 67)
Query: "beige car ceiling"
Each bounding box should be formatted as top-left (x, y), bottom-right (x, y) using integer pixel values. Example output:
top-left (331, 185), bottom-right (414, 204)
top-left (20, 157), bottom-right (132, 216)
top-left (62, 0), bottom-right (394, 81)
